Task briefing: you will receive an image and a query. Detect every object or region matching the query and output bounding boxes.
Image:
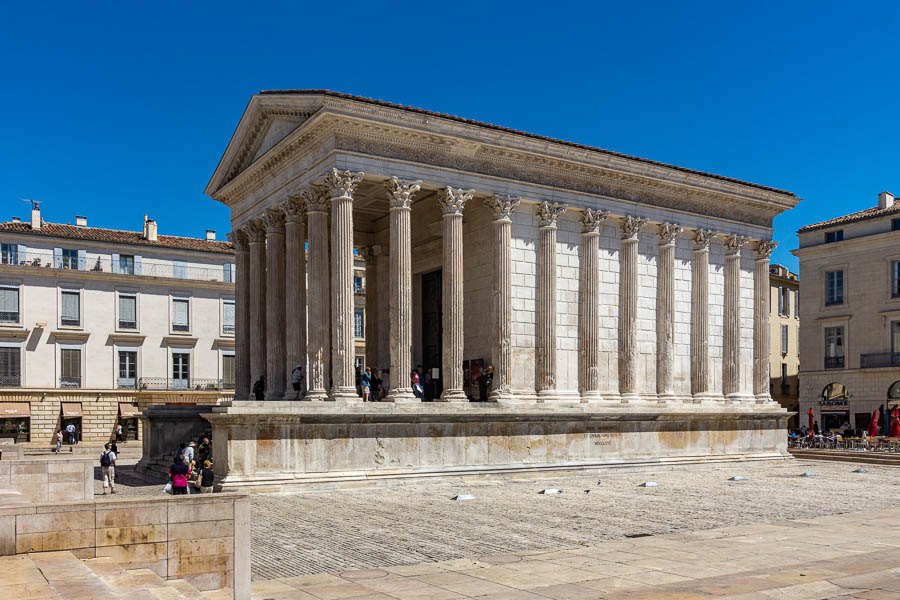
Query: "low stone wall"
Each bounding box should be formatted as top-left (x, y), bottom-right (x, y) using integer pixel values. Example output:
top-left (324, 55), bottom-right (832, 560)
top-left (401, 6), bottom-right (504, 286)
top-left (0, 457), bottom-right (94, 503)
top-left (203, 402), bottom-right (791, 492)
top-left (0, 494), bottom-right (249, 597)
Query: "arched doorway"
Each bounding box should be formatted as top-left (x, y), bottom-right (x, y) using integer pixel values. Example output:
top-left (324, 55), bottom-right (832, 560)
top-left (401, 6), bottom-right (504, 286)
top-left (821, 382), bottom-right (849, 432)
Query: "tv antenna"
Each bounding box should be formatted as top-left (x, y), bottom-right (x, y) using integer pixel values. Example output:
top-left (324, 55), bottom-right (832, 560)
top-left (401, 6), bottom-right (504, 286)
top-left (21, 199), bottom-right (41, 210)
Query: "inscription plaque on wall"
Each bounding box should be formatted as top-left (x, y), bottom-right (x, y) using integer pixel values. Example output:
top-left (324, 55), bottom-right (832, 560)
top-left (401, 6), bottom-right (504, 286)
top-left (585, 424), bottom-right (618, 449)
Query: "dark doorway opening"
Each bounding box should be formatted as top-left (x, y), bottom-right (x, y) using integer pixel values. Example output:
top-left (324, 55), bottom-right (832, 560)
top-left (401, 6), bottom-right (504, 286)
top-left (421, 270), bottom-right (442, 401)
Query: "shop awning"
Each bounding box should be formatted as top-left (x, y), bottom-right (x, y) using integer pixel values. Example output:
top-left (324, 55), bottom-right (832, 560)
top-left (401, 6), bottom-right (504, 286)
top-left (0, 402), bottom-right (30, 417)
top-left (60, 402), bottom-right (82, 418)
top-left (118, 403), bottom-right (140, 418)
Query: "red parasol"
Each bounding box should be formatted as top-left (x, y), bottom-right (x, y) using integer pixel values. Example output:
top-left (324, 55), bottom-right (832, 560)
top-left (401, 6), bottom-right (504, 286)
top-left (890, 407), bottom-right (900, 438)
top-left (808, 408), bottom-right (815, 437)
top-left (868, 410), bottom-right (880, 438)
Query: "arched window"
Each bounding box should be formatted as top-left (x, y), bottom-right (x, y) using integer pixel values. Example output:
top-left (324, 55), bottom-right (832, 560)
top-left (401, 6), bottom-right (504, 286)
top-left (888, 381), bottom-right (900, 400)
top-left (821, 382), bottom-right (848, 403)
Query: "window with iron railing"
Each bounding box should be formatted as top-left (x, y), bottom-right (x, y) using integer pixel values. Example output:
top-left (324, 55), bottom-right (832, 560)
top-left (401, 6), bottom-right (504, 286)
top-left (118, 294), bottom-right (137, 329)
top-left (0, 346), bottom-right (21, 387)
top-left (118, 350), bottom-right (137, 389)
top-left (0, 286), bottom-right (19, 323)
top-left (824, 326), bottom-right (845, 369)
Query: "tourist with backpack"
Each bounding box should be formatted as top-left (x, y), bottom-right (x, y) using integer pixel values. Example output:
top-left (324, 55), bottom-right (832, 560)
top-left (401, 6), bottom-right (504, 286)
top-left (100, 442), bottom-right (116, 495)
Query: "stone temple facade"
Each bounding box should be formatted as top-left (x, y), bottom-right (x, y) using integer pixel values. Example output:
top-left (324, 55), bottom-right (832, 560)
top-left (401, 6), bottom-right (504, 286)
top-left (196, 90), bottom-right (800, 491)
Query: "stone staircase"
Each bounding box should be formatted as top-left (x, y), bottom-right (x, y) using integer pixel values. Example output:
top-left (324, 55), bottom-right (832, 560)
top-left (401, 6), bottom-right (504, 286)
top-left (0, 551), bottom-right (233, 599)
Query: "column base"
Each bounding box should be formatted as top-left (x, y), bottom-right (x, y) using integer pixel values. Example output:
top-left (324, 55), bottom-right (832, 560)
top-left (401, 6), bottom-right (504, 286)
top-left (385, 389), bottom-right (418, 403)
top-left (438, 389), bottom-right (468, 402)
top-left (691, 392), bottom-right (724, 404)
top-left (487, 389), bottom-right (512, 403)
top-left (580, 391), bottom-right (604, 403)
top-left (306, 389), bottom-right (329, 402)
top-left (620, 392), bottom-right (641, 404)
top-left (755, 393), bottom-right (774, 404)
top-left (656, 392), bottom-right (675, 404)
top-left (331, 387), bottom-right (359, 402)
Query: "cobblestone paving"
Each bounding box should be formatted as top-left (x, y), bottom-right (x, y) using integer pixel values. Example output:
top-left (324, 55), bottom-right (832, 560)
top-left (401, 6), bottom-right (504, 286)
top-left (249, 461), bottom-right (900, 581)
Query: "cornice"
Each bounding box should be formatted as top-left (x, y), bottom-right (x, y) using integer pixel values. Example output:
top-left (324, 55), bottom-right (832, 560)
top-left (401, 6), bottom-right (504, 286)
top-left (212, 109), bottom-right (795, 228)
top-left (0, 264), bottom-right (234, 290)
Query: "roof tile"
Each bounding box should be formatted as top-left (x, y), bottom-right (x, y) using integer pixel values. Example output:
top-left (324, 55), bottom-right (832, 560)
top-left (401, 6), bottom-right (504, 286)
top-left (797, 204), bottom-right (900, 233)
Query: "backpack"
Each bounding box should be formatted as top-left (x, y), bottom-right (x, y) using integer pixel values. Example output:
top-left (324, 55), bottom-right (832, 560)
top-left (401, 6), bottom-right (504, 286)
top-left (100, 451), bottom-right (111, 467)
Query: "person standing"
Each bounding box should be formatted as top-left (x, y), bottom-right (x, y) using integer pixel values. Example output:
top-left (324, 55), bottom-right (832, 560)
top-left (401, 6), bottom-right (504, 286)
top-left (412, 368), bottom-right (423, 399)
top-left (184, 442), bottom-right (196, 474)
top-left (252, 375), bottom-right (266, 400)
top-left (100, 442), bottom-right (116, 495)
top-left (291, 365), bottom-right (304, 400)
top-left (478, 365), bottom-right (494, 402)
top-left (55, 430), bottom-right (62, 454)
top-left (199, 460), bottom-right (215, 493)
top-left (66, 423), bottom-right (75, 445)
top-left (116, 423), bottom-right (123, 443)
top-left (361, 367), bottom-right (372, 402)
top-left (891, 406), bottom-right (900, 438)
top-left (169, 456), bottom-right (190, 495)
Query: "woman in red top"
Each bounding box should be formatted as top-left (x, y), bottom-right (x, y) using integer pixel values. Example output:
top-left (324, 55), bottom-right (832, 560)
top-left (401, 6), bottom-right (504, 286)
top-left (890, 406), bottom-right (900, 438)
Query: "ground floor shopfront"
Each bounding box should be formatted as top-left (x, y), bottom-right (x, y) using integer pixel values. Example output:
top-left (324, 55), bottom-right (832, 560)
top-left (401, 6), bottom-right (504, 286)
top-left (0, 389), bottom-right (231, 446)
top-left (799, 368), bottom-right (900, 433)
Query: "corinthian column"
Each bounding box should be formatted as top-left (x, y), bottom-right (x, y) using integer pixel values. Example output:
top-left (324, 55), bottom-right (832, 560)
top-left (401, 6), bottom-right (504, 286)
top-left (619, 215), bottom-right (647, 402)
top-left (324, 168), bottom-right (364, 401)
top-left (656, 222), bottom-right (682, 402)
top-left (579, 209), bottom-right (607, 402)
top-left (535, 201), bottom-right (567, 401)
top-left (246, 219), bottom-right (267, 396)
top-left (229, 229), bottom-right (250, 400)
top-left (385, 177), bottom-right (421, 403)
top-left (754, 240), bottom-right (777, 403)
top-left (691, 229), bottom-right (714, 402)
top-left (484, 195), bottom-right (520, 402)
top-left (723, 234), bottom-right (748, 401)
top-left (302, 186), bottom-right (330, 400)
top-left (282, 196), bottom-right (306, 397)
top-left (437, 187), bottom-right (473, 402)
top-left (264, 208), bottom-right (286, 400)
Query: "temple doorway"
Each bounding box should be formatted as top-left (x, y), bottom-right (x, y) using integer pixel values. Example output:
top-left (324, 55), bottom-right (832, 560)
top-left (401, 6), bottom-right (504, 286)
top-left (421, 269), bottom-right (442, 401)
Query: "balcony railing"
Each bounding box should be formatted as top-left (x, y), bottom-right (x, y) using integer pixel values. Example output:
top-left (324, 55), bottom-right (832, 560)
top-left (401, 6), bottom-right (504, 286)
top-left (824, 356), bottom-right (845, 370)
top-left (0, 375), bottom-right (21, 387)
top-left (60, 376), bottom-right (82, 388)
top-left (860, 352), bottom-right (900, 369)
top-left (138, 377), bottom-right (230, 391)
top-left (1, 252), bottom-right (231, 283)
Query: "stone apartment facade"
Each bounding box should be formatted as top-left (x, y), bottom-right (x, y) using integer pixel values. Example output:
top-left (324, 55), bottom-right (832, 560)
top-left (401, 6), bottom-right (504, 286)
top-left (769, 264), bottom-right (799, 428)
top-left (794, 191), bottom-right (900, 432)
top-left (0, 206), bottom-right (235, 446)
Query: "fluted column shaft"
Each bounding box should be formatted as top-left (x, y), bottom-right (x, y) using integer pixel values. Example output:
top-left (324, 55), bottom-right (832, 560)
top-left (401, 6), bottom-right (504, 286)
top-left (231, 230), bottom-right (250, 400)
top-left (691, 230), bottom-right (713, 400)
top-left (619, 216), bottom-right (646, 402)
top-left (304, 188), bottom-right (330, 400)
top-left (485, 196), bottom-right (520, 402)
top-left (536, 202), bottom-right (566, 400)
top-left (264, 210), bottom-right (286, 400)
top-left (754, 242), bottom-right (777, 402)
top-left (247, 221), bottom-right (267, 392)
top-left (386, 178), bottom-right (420, 402)
top-left (723, 236), bottom-right (747, 400)
top-left (438, 188), bottom-right (472, 402)
top-left (325, 169), bottom-right (362, 401)
top-left (283, 199), bottom-right (306, 397)
top-left (656, 223), bottom-right (681, 401)
top-left (579, 210), bottom-right (605, 402)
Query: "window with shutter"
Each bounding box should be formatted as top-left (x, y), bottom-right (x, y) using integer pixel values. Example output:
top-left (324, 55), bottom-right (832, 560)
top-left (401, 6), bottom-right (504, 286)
top-left (0, 287), bottom-right (19, 323)
top-left (223, 354), bottom-right (235, 389)
top-left (223, 300), bottom-right (235, 334)
top-left (825, 271), bottom-right (843, 306)
top-left (118, 294), bottom-right (137, 329)
top-left (0, 346), bottom-right (21, 386)
top-left (60, 291), bottom-right (80, 326)
top-left (0, 244), bottom-right (18, 265)
top-left (778, 286), bottom-right (784, 315)
top-left (118, 350), bottom-right (137, 388)
top-left (60, 348), bottom-right (81, 387)
top-left (173, 261), bottom-right (187, 279)
top-left (781, 324), bottom-right (788, 354)
top-left (119, 255), bottom-right (135, 275)
top-left (172, 298), bottom-right (189, 331)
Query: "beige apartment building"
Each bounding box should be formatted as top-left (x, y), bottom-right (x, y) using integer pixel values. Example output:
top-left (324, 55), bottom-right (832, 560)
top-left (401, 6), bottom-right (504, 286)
top-left (0, 205), bottom-right (235, 446)
top-left (794, 190), bottom-right (900, 433)
top-left (769, 264), bottom-right (799, 428)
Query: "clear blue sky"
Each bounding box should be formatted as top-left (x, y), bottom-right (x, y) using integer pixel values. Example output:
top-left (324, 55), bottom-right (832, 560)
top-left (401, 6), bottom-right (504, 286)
top-left (2, 2), bottom-right (898, 270)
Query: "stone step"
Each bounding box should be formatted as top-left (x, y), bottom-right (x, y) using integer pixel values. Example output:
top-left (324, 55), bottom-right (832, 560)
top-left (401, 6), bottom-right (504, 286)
top-left (201, 589), bottom-right (234, 600)
top-left (166, 578), bottom-right (204, 596)
top-left (790, 449), bottom-right (900, 465)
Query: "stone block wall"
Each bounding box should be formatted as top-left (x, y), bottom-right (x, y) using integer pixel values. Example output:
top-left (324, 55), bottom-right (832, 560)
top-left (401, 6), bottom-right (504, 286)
top-left (0, 494), bottom-right (250, 596)
top-left (0, 457), bottom-right (93, 503)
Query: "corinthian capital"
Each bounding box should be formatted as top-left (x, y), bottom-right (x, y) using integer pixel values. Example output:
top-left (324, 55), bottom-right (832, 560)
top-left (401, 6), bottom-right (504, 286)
top-left (692, 228), bottom-right (715, 250)
top-left (580, 209), bottom-right (608, 234)
top-left (246, 218), bottom-right (266, 243)
top-left (263, 207), bottom-right (285, 233)
top-left (755, 240), bottom-right (778, 259)
top-left (438, 187), bottom-right (474, 215)
top-left (536, 201), bottom-right (567, 228)
top-left (724, 234), bottom-right (749, 256)
top-left (657, 222), bottom-right (683, 246)
top-left (324, 168), bottom-right (364, 199)
top-left (301, 185), bottom-right (329, 213)
top-left (227, 230), bottom-right (248, 252)
top-left (282, 196), bottom-right (306, 221)
top-left (385, 176), bottom-right (422, 209)
top-left (484, 195), bottom-right (520, 221)
top-left (620, 215), bottom-right (648, 240)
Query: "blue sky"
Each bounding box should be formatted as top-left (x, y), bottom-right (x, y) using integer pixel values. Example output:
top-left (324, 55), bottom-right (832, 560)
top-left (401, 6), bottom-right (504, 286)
top-left (1, 2), bottom-right (898, 270)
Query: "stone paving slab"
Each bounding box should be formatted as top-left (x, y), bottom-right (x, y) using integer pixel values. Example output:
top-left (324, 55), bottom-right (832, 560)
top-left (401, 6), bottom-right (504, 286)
top-left (250, 507), bottom-right (900, 599)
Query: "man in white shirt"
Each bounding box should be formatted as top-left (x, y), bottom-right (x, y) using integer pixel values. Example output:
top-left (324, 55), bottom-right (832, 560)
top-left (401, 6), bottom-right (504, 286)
top-left (100, 443), bottom-right (117, 494)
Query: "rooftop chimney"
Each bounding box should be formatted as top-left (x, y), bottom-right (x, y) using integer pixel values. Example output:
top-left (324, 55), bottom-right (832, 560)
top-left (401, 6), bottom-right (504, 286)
top-left (206, 229), bottom-right (216, 241)
top-left (143, 215), bottom-right (158, 242)
top-left (879, 191), bottom-right (894, 209)
top-left (30, 203), bottom-right (41, 230)
top-left (75, 215), bottom-right (87, 227)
